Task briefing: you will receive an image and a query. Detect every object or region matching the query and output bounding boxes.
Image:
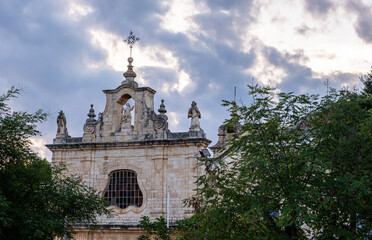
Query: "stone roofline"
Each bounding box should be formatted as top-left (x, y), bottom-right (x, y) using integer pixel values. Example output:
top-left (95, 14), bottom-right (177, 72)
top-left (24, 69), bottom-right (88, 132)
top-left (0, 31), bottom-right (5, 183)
top-left (73, 222), bottom-right (178, 230)
top-left (46, 136), bottom-right (211, 150)
top-left (102, 85), bottom-right (156, 94)
top-left (209, 141), bottom-right (225, 150)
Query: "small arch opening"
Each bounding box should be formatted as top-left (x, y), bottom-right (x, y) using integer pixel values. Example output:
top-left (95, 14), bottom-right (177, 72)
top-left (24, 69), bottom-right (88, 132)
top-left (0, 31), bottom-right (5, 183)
top-left (117, 94), bottom-right (135, 131)
top-left (117, 94), bottom-right (132, 105)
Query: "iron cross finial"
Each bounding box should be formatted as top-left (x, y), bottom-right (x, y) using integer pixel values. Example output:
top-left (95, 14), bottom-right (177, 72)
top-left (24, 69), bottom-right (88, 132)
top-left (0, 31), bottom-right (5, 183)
top-left (123, 31), bottom-right (140, 57)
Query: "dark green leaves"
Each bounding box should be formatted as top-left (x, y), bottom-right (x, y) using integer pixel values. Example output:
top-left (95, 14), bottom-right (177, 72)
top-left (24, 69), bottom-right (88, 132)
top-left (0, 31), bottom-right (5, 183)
top-left (138, 216), bottom-right (172, 240)
top-left (178, 80), bottom-right (372, 239)
top-left (0, 88), bottom-right (111, 240)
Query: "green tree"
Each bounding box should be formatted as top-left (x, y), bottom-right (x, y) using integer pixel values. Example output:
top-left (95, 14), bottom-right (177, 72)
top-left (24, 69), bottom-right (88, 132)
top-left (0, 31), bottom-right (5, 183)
top-left (360, 66), bottom-right (372, 96)
top-left (0, 87), bottom-right (111, 240)
top-left (138, 216), bottom-right (173, 240)
top-left (179, 79), bottom-right (371, 239)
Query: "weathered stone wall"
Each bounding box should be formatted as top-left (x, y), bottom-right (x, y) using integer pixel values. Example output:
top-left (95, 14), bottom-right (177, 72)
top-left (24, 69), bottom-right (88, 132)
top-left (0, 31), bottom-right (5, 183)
top-left (72, 229), bottom-right (144, 240)
top-left (50, 140), bottom-right (208, 227)
top-left (48, 69), bottom-right (211, 239)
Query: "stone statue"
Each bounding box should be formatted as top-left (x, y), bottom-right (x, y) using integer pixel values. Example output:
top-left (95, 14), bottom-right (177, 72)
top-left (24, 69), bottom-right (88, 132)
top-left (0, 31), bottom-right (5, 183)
top-left (121, 103), bottom-right (134, 130)
top-left (56, 110), bottom-right (68, 137)
top-left (188, 101), bottom-right (201, 131)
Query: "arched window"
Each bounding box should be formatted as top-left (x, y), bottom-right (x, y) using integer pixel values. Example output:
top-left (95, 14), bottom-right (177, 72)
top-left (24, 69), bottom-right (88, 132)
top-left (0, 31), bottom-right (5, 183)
top-left (104, 170), bottom-right (143, 209)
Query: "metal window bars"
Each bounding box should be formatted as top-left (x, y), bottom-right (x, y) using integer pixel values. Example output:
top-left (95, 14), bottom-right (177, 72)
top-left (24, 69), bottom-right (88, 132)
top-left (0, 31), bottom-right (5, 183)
top-left (104, 169), bottom-right (143, 209)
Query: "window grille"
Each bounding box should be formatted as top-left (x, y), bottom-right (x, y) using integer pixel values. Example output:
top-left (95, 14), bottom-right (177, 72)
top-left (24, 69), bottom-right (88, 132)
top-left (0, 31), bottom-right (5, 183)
top-left (104, 169), bottom-right (143, 209)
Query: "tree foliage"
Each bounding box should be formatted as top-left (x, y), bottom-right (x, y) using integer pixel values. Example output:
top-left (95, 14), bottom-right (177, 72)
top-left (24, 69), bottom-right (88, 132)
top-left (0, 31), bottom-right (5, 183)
top-left (360, 66), bottom-right (372, 96)
top-left (0, 87), bottom-right (111, 240)
top-left (178, 74), bottom-right (372, 239)
top-left (138, 216), bottom-right (173, 240)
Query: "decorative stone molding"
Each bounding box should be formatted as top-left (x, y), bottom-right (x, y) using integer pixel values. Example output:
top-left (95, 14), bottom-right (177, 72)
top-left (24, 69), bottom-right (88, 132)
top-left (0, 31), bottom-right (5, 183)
top-left (102, 165), bottom-right (148, 215)
top-left (83, 104), bottom-right (97, 142)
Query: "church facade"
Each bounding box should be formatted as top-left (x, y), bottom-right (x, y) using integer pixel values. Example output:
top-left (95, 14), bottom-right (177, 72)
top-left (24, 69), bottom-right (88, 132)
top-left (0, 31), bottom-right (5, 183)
top-left (46, 52), bottom-right (213, 239)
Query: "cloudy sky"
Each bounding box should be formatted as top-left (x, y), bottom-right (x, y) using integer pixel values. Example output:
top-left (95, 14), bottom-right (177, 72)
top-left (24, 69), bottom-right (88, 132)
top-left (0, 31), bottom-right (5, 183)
top-left (1, 0), bottom-right (371, 160)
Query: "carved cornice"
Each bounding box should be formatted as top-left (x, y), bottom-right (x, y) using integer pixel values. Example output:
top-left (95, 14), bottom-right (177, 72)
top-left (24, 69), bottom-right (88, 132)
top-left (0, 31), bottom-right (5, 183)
top-left (103, 85), bottom-right (156, 94)
top-left (46, 137), bottom-right (211, 150)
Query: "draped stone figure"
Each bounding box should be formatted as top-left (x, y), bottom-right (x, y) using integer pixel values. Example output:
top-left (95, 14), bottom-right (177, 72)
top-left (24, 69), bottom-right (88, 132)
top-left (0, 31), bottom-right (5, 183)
top-left (56, 110), bottom-right (68, 137)
top-left (121, 103), bottom-right (134, 130)
top-left (188, 101), bottom-right (201, 131)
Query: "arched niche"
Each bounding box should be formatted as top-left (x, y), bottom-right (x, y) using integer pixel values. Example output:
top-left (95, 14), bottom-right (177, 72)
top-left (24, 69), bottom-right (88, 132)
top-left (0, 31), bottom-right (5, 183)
top-left (117, 93), bottom-right (132, 105)
top-left (116, 93), bottom-right (136, 132)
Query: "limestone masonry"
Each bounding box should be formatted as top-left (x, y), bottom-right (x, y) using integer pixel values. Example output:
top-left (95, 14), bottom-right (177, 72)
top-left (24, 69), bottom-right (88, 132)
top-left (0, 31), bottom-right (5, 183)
top-left (45, 52), bottom-right (229, 239)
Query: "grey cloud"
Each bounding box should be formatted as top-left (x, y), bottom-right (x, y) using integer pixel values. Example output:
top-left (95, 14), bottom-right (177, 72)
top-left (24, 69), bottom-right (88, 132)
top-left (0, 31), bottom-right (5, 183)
top-left (204, 0), bottom-right (252, 9)
top-left (261, 45), bottom-right (361, 95)
top-left (304, 0), bottom-right (334, 16)
top-left (194, 0), bottom-right (257, 46)
top-left (355, 18), bottom-right (372, 43)
top-left (87, 0), bottom-right (164, 38)
top-left (324, 72), bottom-right (361, 89)
top-left (0, 0), bottom-right (119, 142)
top-left (0, 0), bottom-right (236, 148)
top-left (215, 43), bottom-right (256, 69)
top-left (296, 25), bottom-right (312, 35)
top-left (0, 0), bottom-right (367, 160)
top-left (263, 47), bottom-right (308, 69)
top-left (67, 0), bottom-right (258, 140)
top-left (262, 46), bottom-right (325, 94)
top-left (347, 0), bottom-right (372, 43)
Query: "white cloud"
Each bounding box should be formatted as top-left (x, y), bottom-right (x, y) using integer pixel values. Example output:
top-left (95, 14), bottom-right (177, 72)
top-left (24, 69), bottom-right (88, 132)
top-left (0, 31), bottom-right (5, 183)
top-left (160, 0), bottom-right (204, 34)
top-left (89, 28), bottom-right (197, 95)
top-left (30, 137), bottom-right (47, 159)
top-left (208, 82), bottom-right (220, 91)
top-left (67, 0), bottom-right (94, 21)
top-left (247, 45), bottom-right (286, 86)
top-left (161, 69), bottom-right (196, 95)
top-left (89, 28), bottom-right (179, 71)
top-left (247, 0), bottom-right (372, 77)
top-left (174, 70), bottom-right (196, 93)
top-left (168, 111), bottom-right (180, 131)
top-left (89, 29), bottom-right (125, 71)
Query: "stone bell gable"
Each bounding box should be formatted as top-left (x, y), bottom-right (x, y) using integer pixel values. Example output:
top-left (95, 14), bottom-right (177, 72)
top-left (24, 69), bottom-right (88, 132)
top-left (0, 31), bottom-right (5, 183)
top-left (76, 57), bottom-right (207, 144)
top-left (46, 36), bottom-right (211, 239)
top-left (79, 81), bottom-right (207, 144)
top-left (95, 84), bottom-right (159, 142)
